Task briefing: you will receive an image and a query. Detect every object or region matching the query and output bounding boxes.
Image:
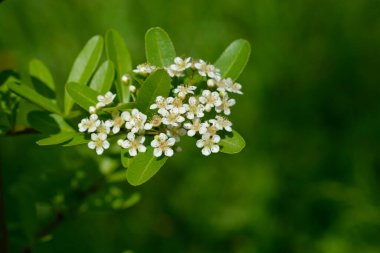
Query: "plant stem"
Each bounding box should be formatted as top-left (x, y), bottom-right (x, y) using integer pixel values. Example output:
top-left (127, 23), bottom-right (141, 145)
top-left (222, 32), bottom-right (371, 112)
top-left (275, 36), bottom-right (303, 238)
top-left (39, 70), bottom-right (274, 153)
top-left (20, 176), bottom-right (105, 252)
top-left (0, 159), bottom-right (8, 253)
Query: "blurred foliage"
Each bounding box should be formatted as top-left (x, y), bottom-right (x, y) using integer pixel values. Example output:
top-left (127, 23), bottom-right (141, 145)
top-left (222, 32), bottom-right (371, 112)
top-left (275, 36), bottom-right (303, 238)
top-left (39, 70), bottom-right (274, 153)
top-left (1, 0), bottom-right (380, 253)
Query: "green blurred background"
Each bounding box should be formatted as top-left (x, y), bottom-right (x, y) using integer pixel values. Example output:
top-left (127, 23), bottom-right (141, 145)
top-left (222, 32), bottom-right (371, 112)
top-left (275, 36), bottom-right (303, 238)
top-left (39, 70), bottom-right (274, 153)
top-left (1, 0), bottom-right (380, 252)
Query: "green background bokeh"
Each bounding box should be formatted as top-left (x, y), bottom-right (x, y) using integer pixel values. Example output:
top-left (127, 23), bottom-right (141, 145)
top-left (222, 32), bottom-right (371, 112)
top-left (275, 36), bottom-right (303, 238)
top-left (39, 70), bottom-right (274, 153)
top-left (1, 0), bottom-right (380, 252)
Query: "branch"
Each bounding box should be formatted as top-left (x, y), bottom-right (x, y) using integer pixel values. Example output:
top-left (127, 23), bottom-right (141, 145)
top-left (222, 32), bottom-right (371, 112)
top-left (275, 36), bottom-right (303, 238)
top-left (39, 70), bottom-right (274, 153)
top-left (21, 176), bottom-right (105, 252)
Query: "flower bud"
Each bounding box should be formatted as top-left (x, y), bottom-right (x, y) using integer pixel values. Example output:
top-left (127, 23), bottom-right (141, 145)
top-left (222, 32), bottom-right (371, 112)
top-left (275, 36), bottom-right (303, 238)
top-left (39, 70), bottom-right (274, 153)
top-left (121, 74), bottom-right (130, 84)
top-left (129, 85), bottom-right (136, 93)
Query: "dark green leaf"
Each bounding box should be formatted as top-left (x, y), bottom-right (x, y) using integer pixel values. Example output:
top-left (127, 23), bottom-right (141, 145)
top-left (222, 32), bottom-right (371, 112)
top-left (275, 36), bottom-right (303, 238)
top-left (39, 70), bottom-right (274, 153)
top-left (214, 39), bottom-right (251, 80)
top-left (105, 29), bottom-right (132, 103)
top-left (27, 111), bottom-right (60, 134)
top-left (66, 82), bottom-right (100, 112)
top-left (65, 35), bottom-right (104, 114)
top-left (7, 81), bottom-right (61, 114)
top-left (219, 130), bottom-right (246, 154)
top-left (126, 147), bottom-right (168, 186)
top-left (29, 58), bottom-right (55, 90)
top-left (89, 60), bottom-right (115, 94)
top-left (145, 27), bottom-right (176, 67)
top-left (36, 132), bottom-right (76, 146)
top-left (136, 70), bottom-right (171, 115)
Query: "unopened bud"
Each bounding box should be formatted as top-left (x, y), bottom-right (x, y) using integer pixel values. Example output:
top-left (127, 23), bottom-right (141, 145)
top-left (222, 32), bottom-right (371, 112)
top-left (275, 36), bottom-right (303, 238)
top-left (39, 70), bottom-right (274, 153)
top-left (150, 115), bottom-right (162, 127)
top-left (207, 79), bottom-right (215, 87)
top-left (129, 85), bottom-right (136, 93)
top-left (121, 74), bottom-right (130, 83)
top-left (89, 106), bottom-right (96, 114)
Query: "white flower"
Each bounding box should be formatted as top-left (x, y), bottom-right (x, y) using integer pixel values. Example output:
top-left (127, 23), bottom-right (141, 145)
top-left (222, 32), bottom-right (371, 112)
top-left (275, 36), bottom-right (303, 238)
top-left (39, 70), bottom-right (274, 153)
top-left (216, 78), bottom-right (233, 92)
top-left (164, 66), bottom-right (184, 77)
top-left (110, 111), bottom-right (125, 134)
top-left (209, 116), bottom-right (232, 132)
top-left (194, 60), bottom-right (220, 78)
top-left (88, 133), bottom-right (110, 155)
top-left (186, 96), bottom-right (205, 119)
top-left (97, 120), bottom-right (113, 134)
top-left (204, 123), bottom-right (219, 136)
top-left (215, 94), bottom-right (236, 115)
top-left (173, 85), bottom-right (196, 98)
top-left (78, 114), bottom-right (100, 133)
top-left (133, 63), bottom-right (157, 75)
top-left (161, 110), bottom-right (185, 127)
top-left (151, 133), bottom-right (176, 157)
top-left (166, 126), bottom-right (186, 143)
top-left (169, 97), bottom-right (188, 114)
top-left (184, 118), bottom-right (208, 136)
top-left (194, 60), bottom-right (208, 76)
top-left (170, 57), bottom-right (192, 72)
top-left (198, 90), bottom-right (222, 112)
top-left (117, 132), bottom-right (146, 157)
top-left (206, 64), bottom-right (221, 79)
top-left (96, 91), bottom-right (116, 108)
top-left (150, 96), bottom-right (172, 115)
top-left (196, 134), bottom-right (221, 156)
top-left (227, 81), bottom-right (243, 95)
top-left (122, 109), bottom-right (150, 133)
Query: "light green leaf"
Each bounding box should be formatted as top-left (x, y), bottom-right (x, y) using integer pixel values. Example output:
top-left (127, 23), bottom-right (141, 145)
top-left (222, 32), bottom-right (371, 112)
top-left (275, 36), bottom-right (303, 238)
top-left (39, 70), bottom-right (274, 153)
top-left (66, 82), bottom-right (100, 112)
top-left (121, 148), bottom-right (132, 168)
top-left (219, 130), bottom-right (246, 154)
top-left (102, 102), bottom-right (136, 112)
top-left (89, 60), bottom-right (115, 94)
top-left (126, 147), bottom-right (168, 186)
top-left (214, 39), bottom-right (251, 80)
top-left (145, 27), bottom-right (176, 67)
top-left (136, 69), bottom-right (171, 115)
top-left (7, 81), bottom-right (61, 114)
top-left (105, 29), bottom-right (132, 103)
top-left (29, 58), bottom-right (55, 90)
top-left (36, 132), bottom-right (76, 146)
top-left (63, 134), bottom-right (88, 146)
top-left (65, 35), bottom-right (104, 114)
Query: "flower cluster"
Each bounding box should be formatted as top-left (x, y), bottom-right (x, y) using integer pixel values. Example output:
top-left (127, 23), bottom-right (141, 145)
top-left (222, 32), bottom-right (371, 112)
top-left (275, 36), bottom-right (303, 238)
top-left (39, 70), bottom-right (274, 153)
top-left (78, 57), bottom-right (242, 157)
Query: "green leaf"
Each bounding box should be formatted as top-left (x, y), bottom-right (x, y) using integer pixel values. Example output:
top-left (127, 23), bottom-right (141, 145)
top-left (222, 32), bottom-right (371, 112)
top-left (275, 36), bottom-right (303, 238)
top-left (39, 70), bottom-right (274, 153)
top-left (136, 69), bottom-right (171, 115)
top-left (65, 35), bottom-right (104, 114)
top-left (27, 111), bottom-right (60, 134)
top-left (105, 29), bottom-right (132, 103)
top-left (36, 132), bottom-right (76, 146)
top-left (66, 82), bottom-right (100, 112)
top-left (121, 148), bottom-right (132, 168)
top-left (29, 58), bottom-right (55, 91)
top-left (7, 81), bottom-right (61, 114)
top-left (63, 134), bottom-right (88, 146)
top-left (102, 102), bottom-right (136, 112)
top-left (126, 147), bottom-right (168, 186)
top-left (214, 39), bottom-right (251, 80)
top-left (145, 27), bottom-right (176, 67)
top-left (219, 130), bottom-right (246, 154)
top-left (89, 60), bottom-right (115, 94)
